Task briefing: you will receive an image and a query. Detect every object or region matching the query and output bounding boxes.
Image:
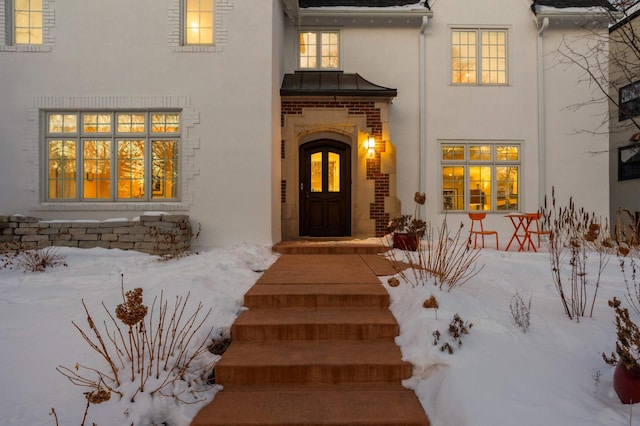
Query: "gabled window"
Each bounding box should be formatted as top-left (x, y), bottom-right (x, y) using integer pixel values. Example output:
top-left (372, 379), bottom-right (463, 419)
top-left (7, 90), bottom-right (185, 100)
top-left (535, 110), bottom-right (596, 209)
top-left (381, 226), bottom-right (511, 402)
top-left (45, 111), bottom-right (181, 202)
top-left (441, 142), bottom-right (520, 212)
top-left (299, 30), bottom-right (339, 70)
top-left (619, 144), bottom-right (640, 180)
top-left (184, 0), bottom-right (214, 45)
top-left (451, 29), bottom-right (507, 85)
top-left (619, 81), bottom-right (640, 121)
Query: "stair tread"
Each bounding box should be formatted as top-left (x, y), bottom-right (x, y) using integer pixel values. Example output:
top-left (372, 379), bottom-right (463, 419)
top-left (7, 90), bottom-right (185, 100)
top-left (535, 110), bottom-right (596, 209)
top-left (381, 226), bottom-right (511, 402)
top-left (192, 385), bottom-right (429, 426)
top-left (246, 283), bottom-right (388, 294)
top-left (217, 340), bottom-right (407, 367)
top-left (234, 307), bottom-right (398, 325)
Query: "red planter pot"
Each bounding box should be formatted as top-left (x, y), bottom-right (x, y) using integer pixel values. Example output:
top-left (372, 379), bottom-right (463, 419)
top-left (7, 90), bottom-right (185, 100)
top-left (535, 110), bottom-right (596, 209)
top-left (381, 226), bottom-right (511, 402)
top-left (393, 233), bottom-right (419, 251)
top-left (613, 362), bottom-right (640, 404)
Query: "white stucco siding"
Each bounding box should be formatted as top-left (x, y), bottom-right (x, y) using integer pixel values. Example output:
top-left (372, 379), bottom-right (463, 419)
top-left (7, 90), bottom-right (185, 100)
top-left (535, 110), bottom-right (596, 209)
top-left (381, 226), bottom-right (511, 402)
top-left (423, 0), bottom-right (541, 235)
top-left (0, 0), bottom-right (278, 248)
top-left (341, 26), bottom-right (422, 205)
top-left (542, 26), bottom-right (610, 220)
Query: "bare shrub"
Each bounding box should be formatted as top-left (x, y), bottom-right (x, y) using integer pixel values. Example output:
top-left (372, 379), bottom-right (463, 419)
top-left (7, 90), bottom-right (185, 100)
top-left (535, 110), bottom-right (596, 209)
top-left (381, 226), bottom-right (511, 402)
top-left (385, 216), bottom-right (483, 291)
top-left (621, 257), bottom-right (640, 316)
top-left (510, 291), bottom-right (532, 333)
top-left (13, 247), bottom-right (68, 272)
top-left (432, 313), bottom-right (473, 354)
top-left (541, 187), bottom-right (615, 321)
top-left (57, 275), bottom-right (215, 413)
top-left (616, 208), bottom-right (640, 258)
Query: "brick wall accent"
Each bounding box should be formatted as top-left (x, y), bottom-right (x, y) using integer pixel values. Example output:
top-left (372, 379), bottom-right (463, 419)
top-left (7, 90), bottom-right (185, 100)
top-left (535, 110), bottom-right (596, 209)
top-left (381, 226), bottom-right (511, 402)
top-left (281, 98), bottom-right (390, 237)
top-left (0, 214), bottom-right (193, 256)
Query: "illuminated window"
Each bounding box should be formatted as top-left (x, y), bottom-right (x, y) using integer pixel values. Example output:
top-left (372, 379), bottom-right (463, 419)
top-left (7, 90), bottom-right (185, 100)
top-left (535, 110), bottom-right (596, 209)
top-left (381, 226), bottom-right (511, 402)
top-left (452, 29), bottom-right (507, 85)
top-left (441, 142), bottom-right (520, 212)
top-left (185, 0), bottom-right (214, 45)
top-left (45, 111), bottom-right (181, 201)
top-left (299, 31), bottom-right (339, 69)
top-left (13, 0), bottom-right (42, 45)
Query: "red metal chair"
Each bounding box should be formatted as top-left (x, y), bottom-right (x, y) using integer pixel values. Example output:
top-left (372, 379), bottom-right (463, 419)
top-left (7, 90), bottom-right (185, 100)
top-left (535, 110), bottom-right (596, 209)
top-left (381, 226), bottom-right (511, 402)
top-left (527, 211), bottom-right (551, 248)
top-left (468, 212), bottom-right (499, 249)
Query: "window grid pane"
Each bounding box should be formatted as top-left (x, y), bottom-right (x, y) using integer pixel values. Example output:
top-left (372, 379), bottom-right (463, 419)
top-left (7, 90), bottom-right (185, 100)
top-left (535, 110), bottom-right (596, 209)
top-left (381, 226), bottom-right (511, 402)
top-left (83, 140), bottom-right (111, 199)
top-left (442, 166), bottom-right (465, 211)
top-left (151, 140), bottom-right (179, 199)
top-left (481, 30), bottom-right (507, 84)
top-left (186, 0), bottom-right (214, 45)
top-left (117, 140), bottom-right (145, 199)
top-left (300, 32), bottom-right (318, 69)
top-left (469, 166), bottom-right (492, 211)
top-left (48, 140), bottom-right (76, 199)
top-left (452, 31), bottom-right (477, 84)
top-left (496, 166), bottom-right (519, 211)
top-left (14, 0), bottom-right (43, 45)
top-left (117, 113), bottom-right (145, 133)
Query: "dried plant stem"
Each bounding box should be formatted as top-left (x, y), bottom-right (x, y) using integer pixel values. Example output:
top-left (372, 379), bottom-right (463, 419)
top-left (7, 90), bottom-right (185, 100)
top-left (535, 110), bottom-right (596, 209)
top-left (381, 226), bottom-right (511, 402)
top-left (73, 300), bottom-right (120, 386)
top-left (384, 216), bottom-right (483, 291)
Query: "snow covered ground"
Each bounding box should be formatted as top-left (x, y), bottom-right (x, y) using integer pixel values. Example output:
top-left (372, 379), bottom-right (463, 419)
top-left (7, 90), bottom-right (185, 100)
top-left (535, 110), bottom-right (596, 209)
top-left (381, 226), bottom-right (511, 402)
top-left (0, 240), bottom-right (638, 425)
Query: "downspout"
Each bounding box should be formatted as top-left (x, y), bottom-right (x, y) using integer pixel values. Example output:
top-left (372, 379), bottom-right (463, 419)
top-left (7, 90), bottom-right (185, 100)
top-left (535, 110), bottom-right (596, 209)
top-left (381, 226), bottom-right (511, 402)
top-left (419, 15), bottom-right (430, 216)
top-left (537, 17), bottom-right (549, 209)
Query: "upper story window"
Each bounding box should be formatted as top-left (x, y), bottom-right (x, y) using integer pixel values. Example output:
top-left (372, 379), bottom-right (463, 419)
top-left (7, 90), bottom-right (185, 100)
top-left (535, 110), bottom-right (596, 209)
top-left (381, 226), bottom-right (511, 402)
top-left (619, 144), bottom-right (640, 180)
top-left (1, 0), bottom-right (52, 51)
top-left (45, 111), bottom-right (181, 202)
top-left (13, 0), bottom-right (42, 44)
top-left (299, 31), bottom-right (339, 70)
top-left (451, 29), bottom-right (507, 85)
top-left (441, 142), bottom-right (520, 212)
top-left (619, 80), bottom-right (640, 121)
top-left (185, 0), bottom-right (214, 45)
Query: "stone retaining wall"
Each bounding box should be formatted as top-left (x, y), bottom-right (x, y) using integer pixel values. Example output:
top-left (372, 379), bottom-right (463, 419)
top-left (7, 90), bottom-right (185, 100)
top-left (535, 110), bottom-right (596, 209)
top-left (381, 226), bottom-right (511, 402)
top-left (0, 214), bottom-right (193, 256)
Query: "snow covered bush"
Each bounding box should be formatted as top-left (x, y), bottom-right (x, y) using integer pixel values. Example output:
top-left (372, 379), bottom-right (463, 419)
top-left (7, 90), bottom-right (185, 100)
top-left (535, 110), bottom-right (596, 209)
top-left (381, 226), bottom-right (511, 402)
top-left (385, 215), bottom-right (483, 291)
top-left (13, 247), bottom-right (67, 272)
top-left (57, 277), bottom-right (216, 424)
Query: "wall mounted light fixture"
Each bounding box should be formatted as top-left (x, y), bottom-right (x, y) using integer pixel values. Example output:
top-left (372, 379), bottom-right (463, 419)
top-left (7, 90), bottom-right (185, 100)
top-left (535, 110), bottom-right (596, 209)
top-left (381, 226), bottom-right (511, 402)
top-left (364, 136), bottom-right (376, 158)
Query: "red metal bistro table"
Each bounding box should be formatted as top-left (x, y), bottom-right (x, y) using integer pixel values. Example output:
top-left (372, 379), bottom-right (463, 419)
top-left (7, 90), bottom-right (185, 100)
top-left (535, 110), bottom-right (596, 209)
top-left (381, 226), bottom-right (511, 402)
top-left (505, 213), bottom-right (538, 252)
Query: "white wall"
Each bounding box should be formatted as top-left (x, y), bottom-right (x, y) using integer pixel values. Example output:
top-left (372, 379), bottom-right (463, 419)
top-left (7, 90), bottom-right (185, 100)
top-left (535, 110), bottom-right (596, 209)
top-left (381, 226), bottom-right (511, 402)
top-left (424, 0), bottom-right (541, 235)
top-left (0, 0), bottom-right (279, 248)
top-left (541, 24), bottom-right (610, 220)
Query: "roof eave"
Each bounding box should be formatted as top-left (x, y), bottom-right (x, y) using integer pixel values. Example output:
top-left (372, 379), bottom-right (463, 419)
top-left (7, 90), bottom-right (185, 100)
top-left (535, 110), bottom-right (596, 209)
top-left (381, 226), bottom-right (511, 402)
top-left (297, 8), bottom-right (432, 27)
top-left (534, 9), bottom-right (621, 25)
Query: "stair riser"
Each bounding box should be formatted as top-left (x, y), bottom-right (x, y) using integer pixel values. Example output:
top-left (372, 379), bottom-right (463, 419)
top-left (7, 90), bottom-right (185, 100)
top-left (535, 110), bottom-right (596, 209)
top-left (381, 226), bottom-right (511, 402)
top-left (244, 294), bottom-right (390, 309)
top-left (216, 364), bottom-right (413, 386)
top-left (231, 323), bottom-right (399, 341)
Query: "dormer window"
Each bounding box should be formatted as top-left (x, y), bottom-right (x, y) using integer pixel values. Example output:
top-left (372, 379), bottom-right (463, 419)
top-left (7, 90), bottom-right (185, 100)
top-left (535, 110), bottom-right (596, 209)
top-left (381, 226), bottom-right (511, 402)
top-left (299, 30), bottom-right (339, 70)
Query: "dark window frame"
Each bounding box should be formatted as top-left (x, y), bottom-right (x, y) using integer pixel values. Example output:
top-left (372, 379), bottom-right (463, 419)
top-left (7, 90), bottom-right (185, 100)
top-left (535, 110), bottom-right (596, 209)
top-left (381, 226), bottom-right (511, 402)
top-left (619, 80), bottom-right (640, 121)
top-left (619, 143), bottom-right (640, 181)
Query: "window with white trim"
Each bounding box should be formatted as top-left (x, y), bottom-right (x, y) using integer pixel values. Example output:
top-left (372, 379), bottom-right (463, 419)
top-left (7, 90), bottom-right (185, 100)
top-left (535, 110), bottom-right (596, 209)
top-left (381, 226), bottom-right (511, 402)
top-left (451, 29), bottom-right (507, 85)
top-left (12, 0), bottom-right (42, 44)
top-left (45, 111), bottom-right (180, 201)
top-left (441, 142), bottom-right (520, 212)
top-left (299, 30), bottom-right (339, 69)
top-left (184, 0), bottom-right (214, 45)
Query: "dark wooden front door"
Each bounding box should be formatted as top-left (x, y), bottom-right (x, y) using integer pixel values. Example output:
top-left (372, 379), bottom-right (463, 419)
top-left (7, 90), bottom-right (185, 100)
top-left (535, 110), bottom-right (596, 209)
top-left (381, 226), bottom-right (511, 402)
top-left (299, 140), bottom-right (351, 237)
